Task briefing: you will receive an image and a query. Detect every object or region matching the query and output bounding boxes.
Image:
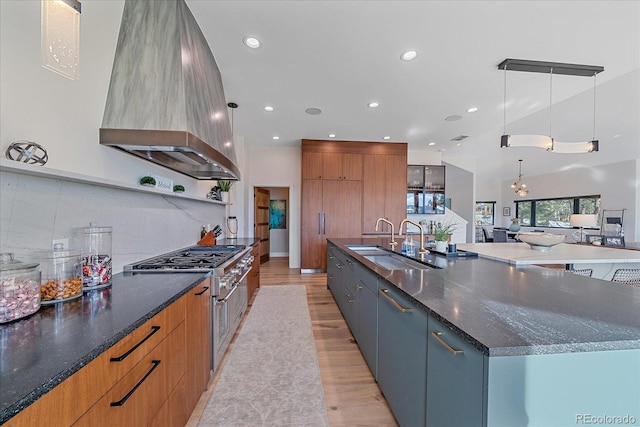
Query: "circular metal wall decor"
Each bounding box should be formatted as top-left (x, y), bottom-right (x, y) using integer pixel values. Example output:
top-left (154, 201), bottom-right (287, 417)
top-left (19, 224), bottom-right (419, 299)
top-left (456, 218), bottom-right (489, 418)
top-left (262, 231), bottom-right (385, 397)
top-left (5, 141), bottom-right (48, 165)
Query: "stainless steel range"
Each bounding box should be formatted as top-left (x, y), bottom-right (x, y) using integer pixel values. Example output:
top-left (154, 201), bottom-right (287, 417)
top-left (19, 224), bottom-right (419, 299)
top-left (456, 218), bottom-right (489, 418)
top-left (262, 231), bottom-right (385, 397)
top-left (124, 244), bottom-right (253, 372)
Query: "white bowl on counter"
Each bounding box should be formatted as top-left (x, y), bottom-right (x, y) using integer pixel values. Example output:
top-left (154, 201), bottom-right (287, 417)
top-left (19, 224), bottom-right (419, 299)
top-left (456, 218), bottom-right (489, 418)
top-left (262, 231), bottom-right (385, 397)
top-left (518, 232), bottom-right (566, 251)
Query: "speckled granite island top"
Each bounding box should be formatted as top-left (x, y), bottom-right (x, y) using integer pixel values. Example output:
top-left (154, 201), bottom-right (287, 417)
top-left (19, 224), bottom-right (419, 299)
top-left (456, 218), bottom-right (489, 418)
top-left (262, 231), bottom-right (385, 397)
top-left (329, 238), bottom-right (640, 357)
top-left (0, 271), bottom-right (208, 424)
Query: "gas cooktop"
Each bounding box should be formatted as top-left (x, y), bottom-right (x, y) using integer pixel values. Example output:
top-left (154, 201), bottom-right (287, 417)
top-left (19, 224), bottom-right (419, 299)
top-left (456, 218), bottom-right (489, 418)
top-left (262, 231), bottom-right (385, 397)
top-left (125, 245), bottom-right (246, 271)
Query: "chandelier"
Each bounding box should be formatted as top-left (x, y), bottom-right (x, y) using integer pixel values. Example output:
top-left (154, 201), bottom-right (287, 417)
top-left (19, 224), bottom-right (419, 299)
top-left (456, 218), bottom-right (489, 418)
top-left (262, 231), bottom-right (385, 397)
top-left (498, 59), bottom-right (603, 154)
top-left (511, 159), bottom-right (529, 197)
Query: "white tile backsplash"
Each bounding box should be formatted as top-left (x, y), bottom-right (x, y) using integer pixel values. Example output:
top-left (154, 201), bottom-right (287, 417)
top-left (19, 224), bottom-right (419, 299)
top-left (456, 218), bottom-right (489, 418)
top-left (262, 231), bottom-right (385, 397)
top-left (0, 171), bottom-right (226, 273)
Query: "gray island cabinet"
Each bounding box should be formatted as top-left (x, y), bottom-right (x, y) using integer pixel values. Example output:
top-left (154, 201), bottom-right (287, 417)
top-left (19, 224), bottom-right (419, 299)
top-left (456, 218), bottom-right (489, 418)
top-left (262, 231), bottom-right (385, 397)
top-left (327, 238), bottom-right (640, 427)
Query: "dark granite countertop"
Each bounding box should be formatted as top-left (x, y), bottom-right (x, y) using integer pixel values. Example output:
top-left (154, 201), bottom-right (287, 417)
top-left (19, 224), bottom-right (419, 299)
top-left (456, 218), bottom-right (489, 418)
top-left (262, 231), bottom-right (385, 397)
top-left (329, 237), bottom-right (640, 357)
top-left (0, 271), bottom-right (208, 424)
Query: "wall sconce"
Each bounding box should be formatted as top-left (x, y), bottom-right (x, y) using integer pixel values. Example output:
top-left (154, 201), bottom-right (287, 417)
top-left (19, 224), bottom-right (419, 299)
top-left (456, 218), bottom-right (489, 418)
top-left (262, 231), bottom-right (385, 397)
top-left (41, 0), bottom-right (81, 80)
top-left (499, 59), bottom-right (603, 154)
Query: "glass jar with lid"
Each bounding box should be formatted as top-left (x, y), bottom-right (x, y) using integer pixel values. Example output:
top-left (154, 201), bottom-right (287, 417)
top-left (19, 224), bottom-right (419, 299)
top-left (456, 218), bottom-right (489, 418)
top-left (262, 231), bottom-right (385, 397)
top-left (74, 223), bottom-right (112, 290)
top-left (0, 253), bottom-right (41, 323)
top-left (31, 244), bottom-right (82, 304)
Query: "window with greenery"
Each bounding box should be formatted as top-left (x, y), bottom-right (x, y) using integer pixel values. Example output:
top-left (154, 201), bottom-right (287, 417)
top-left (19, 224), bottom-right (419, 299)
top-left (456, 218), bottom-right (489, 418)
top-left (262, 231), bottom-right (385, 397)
top-left (515, 195), bottom-right (600, 228)
top-left (475, 202), bottom-right (495, 226)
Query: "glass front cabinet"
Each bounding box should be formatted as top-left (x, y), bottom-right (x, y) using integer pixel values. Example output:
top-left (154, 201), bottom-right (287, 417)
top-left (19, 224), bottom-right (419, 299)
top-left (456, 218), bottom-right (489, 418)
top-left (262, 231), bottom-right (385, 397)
top-left (407, 165), bottom-right (445, 214)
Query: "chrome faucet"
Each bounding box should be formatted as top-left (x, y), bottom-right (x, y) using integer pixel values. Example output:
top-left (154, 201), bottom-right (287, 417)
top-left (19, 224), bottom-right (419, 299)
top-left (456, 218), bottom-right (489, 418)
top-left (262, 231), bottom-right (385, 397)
top-left (375, 217), bottom-right (397, 249)
top-left (399, 218), bottom-right (429, 258)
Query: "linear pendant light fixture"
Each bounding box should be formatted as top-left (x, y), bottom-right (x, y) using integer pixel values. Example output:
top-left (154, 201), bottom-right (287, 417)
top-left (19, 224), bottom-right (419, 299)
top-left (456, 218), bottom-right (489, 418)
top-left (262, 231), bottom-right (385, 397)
top-left (498, 59), bottom-right (604, 154)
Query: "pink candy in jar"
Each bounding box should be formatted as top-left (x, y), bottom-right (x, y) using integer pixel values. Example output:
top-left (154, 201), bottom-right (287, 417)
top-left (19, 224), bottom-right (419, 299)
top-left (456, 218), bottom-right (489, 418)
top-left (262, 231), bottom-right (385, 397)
top-left (0, 253), bottom-right (41, 323)
top-left (75, 224), bottom-right (112, 290)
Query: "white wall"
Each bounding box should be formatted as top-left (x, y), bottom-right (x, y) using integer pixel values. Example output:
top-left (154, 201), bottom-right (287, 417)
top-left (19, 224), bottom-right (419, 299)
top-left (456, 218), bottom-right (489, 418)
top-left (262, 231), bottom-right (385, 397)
top-left (0, 1), bottom-right (244, 270)
top-left (245, 146), bottom-right (301, 268)
top-left (0, 1), bottom-right (217, 199)
top-left (499, 159), bottom-right (638, 241)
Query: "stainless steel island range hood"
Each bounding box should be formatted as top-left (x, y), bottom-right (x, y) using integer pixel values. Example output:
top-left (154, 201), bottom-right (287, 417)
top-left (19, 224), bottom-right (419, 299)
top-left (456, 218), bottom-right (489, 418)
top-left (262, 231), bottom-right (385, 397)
top-left (100, 0), bottom-right (240, 180)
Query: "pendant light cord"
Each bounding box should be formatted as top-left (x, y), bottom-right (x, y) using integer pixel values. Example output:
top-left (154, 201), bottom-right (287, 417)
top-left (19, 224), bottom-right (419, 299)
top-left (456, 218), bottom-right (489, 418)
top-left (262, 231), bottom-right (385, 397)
top-left (592, 73), bottom-right (597, 140)
top-left (549, 68), bottom-right (553, 137)
top-left (503, 66), bottom-right (507, 135)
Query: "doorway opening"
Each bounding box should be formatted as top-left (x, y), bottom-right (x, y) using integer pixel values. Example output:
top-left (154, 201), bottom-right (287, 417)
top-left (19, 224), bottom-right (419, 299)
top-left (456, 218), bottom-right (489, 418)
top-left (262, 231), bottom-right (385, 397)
top-left (254, 187), bottom-right (290, 264)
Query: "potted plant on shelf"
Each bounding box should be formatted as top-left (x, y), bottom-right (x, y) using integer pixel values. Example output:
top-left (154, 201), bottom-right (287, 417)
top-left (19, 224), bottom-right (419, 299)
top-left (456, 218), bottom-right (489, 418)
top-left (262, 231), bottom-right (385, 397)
top-left (433, 222), bottom-right (457, 253)
top-left (218, 180), bottom-right (233, 203)
top-left (139, 176), bottom-right (156, 187)
top-left (173, 184), bottom-right (185, 193)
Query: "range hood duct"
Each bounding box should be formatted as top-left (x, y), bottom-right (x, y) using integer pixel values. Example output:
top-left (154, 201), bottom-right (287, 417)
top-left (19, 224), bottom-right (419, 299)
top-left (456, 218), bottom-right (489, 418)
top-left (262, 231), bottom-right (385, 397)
top-left (100, 0), bottom-right (240, 180)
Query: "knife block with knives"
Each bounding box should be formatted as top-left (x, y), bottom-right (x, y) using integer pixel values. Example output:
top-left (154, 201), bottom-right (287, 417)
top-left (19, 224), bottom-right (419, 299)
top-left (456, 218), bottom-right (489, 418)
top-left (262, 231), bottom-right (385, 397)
top-left (197, 224), bottom-right (222, 246)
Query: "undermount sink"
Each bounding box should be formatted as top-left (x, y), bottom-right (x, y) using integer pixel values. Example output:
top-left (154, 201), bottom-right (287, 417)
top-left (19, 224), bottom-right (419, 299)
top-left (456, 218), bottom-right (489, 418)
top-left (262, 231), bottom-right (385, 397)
top-left (363, 254), bottom-right (434, 271)
top-left (346, 244), bottom-right (437, 270)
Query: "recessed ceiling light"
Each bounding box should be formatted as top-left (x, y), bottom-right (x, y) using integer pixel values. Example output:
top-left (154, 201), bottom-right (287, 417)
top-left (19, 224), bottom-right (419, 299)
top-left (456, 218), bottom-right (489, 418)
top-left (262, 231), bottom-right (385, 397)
top-left (428, 142), bottom-right (436, 146)
top-left (383, 136), bottom-right (391, 140)
top-left (613, 134), bottom-right (621, 138)
top-left (445, 115), bottom-right (462, 121)
top-left (368, 102), bottom-right (380, 108)
top-left (328, 134), bottom-right (336, 138)
top-left (400, 50), bottom-right (418, 61)
top-left (272, 136), bottom-right (280, 140)
top-left (243, 36), bottom-right (261, 49)
top-left (264, 106), bottom-right (274, 112)
top-left (466, 107), bottom-right (479, 113)
top-left (305, 107), bottom-right (322, 115)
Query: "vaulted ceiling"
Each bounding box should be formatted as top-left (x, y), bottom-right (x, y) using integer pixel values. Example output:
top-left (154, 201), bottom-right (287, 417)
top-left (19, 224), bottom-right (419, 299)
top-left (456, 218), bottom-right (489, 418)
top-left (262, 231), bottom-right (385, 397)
top-left (188, 0), bottom-right (639, 182)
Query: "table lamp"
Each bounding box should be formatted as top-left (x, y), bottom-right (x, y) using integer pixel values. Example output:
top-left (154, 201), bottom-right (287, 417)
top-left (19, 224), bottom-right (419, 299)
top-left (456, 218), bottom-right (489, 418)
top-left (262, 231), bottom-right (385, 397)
top-left (570, 214), bottom-right (598, 243)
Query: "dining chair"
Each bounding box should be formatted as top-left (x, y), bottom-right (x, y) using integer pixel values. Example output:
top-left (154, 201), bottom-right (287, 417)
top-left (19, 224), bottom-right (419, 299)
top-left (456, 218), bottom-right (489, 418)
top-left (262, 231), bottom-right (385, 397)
top-left (482, 227), bottom-right (494, 242)
top-left (493, 229), bottom-right (508, 243)
top-left (566, 268), bottom-right (593, 277)
top-left (611, 269), bottom-right (640, 287)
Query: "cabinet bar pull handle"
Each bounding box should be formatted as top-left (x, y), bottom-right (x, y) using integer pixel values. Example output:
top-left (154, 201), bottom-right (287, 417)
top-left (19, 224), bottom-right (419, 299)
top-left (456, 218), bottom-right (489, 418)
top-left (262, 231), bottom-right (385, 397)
top-left (356, 284), bottom-right (363, 291)
top-left (336, 263), bottom-right (343, 269)
top-left (379, 289), bottom-right (412, 313)
top-left (346, 294), bottom-right (354, 303)
top-left (432, 331), bottom-right (464, 355)
top-left (318, 213), bottom-right (322, 234)
top-left (110, 360), bottom-right (161, 406)
top-left (110, 326), bottom-right (161, 362)
top-left (321, 212), bottom-right (326, 235)
top-left (195, 286), bottom-right (209, 296)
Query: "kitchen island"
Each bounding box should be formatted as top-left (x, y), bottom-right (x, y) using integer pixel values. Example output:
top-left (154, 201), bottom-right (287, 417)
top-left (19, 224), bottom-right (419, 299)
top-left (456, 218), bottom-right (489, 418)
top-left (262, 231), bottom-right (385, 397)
top-left (328, 237), bottom-right (640, 427)
top-left (0, 271), bottom-right (209, 425)
top-left (457, 241), bottom-right (640, 279)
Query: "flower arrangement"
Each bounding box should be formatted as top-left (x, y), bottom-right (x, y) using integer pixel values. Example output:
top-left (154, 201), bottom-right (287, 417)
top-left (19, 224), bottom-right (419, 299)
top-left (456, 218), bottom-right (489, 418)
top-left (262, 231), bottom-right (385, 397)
top-left (433, 222), bottom-right (457, 242)
top-left (173, 184), bottom-right (185, 193)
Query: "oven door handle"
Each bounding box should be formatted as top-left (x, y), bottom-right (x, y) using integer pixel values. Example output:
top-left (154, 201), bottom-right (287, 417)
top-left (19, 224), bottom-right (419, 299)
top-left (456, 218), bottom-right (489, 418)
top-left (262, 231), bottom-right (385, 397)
top-left (236, 266), bottom-right (252, 284)
top-left (218, 282), bottom-right (240, 303)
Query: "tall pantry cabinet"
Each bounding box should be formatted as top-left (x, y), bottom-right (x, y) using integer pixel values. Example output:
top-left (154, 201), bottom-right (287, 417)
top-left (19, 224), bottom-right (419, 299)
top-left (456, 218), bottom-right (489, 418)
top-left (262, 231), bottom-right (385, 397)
top-left (301, 139), bottom-right (407, 272)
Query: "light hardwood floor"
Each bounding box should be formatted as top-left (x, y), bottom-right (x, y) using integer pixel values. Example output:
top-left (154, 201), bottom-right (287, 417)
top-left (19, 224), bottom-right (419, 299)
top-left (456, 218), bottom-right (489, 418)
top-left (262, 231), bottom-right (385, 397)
top-left (187, 257), bottom-right (397, 426)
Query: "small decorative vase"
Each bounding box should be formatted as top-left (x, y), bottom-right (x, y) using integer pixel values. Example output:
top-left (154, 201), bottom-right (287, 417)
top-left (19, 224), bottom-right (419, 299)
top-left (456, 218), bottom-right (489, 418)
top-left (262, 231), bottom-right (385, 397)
top-left (435, 241), bottom-right (448, 253)
top-left (509, 220), bottom-right (521, 232)
top-left (221, 191), bottom-right (230, 203)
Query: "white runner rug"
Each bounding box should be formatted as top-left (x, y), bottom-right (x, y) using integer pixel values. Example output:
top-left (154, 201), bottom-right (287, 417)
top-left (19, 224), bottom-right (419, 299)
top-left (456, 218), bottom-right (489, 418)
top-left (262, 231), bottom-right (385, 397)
top-left (198, 285), bottom-right (329, 427)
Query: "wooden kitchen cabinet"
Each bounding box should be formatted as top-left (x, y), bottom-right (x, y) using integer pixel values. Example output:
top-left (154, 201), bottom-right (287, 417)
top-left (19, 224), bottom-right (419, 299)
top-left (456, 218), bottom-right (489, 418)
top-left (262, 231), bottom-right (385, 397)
top-left (73, 322), bottom-right (186, 426)
top-left (322, 152), bottom-right (363, 180)
top-left (6, 280), bottom-right (211, 427)
top-left (362, 154), bottom-right (407, 233)
top-left (302, 150), bottom-right (362, 180)
top-left (184, 280), bottom-right (211, 416)
top-left (247, 242), bottom-right (260, 301)
top-left (301, 139), bottom-right (406, 272)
